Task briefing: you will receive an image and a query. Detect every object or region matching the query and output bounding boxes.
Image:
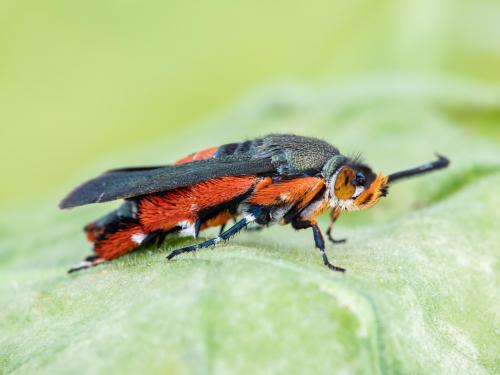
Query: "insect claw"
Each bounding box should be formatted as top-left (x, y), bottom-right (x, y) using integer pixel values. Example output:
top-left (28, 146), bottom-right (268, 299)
top-left (330, 237), bottom-right (347, 244)
top-left (326, 262), bottom-right (346, 272)
top-left (166, 248), bottom-right (185, 260)
top-left (326, 227), bottom-right (347, 244)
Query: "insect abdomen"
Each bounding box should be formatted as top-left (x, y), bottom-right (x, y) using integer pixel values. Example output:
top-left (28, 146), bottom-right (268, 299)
top-left (138, 176), bottom-right (257, 233)
top-left (93, 222), bottom-right (146, 259)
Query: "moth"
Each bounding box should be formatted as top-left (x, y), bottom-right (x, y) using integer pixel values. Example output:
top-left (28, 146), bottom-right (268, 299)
top-left (60, 134), bottom-right (449, 273)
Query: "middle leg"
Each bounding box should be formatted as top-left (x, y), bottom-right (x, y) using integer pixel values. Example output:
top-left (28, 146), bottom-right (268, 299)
top-left (293, 219), bottom-right (345, 272)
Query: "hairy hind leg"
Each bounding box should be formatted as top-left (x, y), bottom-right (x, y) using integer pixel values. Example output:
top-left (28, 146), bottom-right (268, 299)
top-left (68, 255), bottom-right (107, 273)
top-left (167, 215), bottom-right (256, 260)
top-left (69, 222), bottom-right (147, 273)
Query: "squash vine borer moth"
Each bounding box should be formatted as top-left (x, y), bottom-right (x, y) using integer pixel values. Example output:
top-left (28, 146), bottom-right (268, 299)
top-left (60, 134), bottom-right (449, 273)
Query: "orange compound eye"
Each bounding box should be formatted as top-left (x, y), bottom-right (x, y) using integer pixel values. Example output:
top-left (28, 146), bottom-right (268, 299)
top-left (334, 167), bottom-right (356, 199)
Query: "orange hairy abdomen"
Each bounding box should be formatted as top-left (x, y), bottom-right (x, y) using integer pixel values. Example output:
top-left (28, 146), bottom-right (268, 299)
top-left (250, 177), bottom-right (324, 206)
top-left (138, 176), bottom-right (256, 232)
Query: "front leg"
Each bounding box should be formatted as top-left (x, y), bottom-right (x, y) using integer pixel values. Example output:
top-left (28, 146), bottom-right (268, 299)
top-left (326, 207), bottom-right (347, 244)
top-left (292, 219), bottom-right (345, 272)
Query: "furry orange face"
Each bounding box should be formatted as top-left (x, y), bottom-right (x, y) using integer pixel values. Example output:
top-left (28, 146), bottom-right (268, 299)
top-left (330, 164), bottom-right (388, 211)
top-left (353, 173), bottom-right (388, 209)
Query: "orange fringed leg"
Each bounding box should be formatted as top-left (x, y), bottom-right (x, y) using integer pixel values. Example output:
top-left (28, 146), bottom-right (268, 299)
top-left (326, 207), bottom-right (346, 245)
top-left (69, 223), bottom-right (147, 273)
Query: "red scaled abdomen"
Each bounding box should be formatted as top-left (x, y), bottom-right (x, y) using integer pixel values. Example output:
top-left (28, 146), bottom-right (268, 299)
top-left (138, 176), bottom-right (256, 233)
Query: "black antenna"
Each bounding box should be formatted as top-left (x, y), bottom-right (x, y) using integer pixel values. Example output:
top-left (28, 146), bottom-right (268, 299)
top-left (388, 154), bottom-right (449, 183)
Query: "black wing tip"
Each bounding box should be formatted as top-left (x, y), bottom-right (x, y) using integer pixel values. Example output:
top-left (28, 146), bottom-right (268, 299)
top-left (59, 199), bottom-right (71, 210)
top-left (59, 193), bottom-right (108, 209)
top-left (58, 171), bottom-right (122, 209)
top-left (59, 186), bottom-right (106, 209)
top-left (59, 196), bottom-right (86, 210)
top-left (59, 188), bottom-right (98, 209)
top-left (59, 191), bottom-right (78, 209)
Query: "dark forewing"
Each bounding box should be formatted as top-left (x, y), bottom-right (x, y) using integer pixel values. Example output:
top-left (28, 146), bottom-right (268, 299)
top-left (60, 157), bottom-right (274, 209)
top-left (60, 134), bottom-right (340, 209)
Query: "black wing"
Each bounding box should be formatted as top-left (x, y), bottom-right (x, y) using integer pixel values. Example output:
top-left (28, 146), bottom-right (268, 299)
top-left (105, 165), bottom-right (167, 173)
top-left (59, 157), bottom-right (273, 209)
top-left (59, 134), bottom-right (340, 209)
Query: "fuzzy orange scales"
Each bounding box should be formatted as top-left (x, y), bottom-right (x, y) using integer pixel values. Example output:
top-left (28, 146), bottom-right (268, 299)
top-left (138, 176), bottom-right (256, 233)
top-left (250, 177), bottom-right (325, 206)
top-left (94, 224), bottom-right (144, 259)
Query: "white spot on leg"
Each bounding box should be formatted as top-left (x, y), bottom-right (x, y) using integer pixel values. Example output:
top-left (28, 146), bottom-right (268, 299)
top-left (244, 213), bottom-right (256, 222)
top-left (177, 220), bottom-right (197, 238)
top-left (131, 233), bottom-right (147, 245)
top-left (75, 260), bottom-right (92, 269)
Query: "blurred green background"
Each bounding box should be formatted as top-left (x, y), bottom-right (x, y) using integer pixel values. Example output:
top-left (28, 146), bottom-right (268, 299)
top-left (1, 2), bottom-right (500, 374)
top-left (1, 0), bottom-right (500, 207)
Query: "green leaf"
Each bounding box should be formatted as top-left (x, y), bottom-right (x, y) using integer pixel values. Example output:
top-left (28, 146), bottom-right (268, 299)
top-left (1, 77), bottom-right (499, 374)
